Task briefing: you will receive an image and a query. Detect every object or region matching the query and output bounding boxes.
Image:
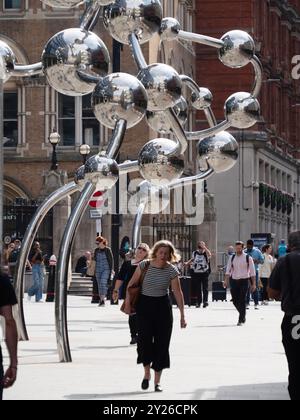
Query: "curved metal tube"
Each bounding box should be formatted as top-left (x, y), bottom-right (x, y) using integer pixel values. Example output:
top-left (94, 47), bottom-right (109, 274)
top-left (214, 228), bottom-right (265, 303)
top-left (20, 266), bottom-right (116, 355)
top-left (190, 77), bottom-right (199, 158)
top-left (132, 201), bottom-right (147, 249)
top-left (55, 181), bottom-right (96, 363)
top-left (178, 30), bottom-right (224, 49)
top-left (80, 0), bottom-right (102, 31)
top-left (165, 108), bottom-right (188, 154)
top-left (204, 107), bottom-right (217, 128)
top-left (168, 168), bottom-right (214, 189)
top-left (180, 75), bottom-right (201, 96)
top-left (119, 160), bottom-right (139, 175)
top-left (106, 119), bottom-right (127, 159)
top-left (12, 62), bottom-right (43, 77)
top-left (14, 181), bottom-right (79, 341)
top-left (186, 120), bottom-right (231, 140)
top-left (129, 33), bottom-right (148, 71)
top-left (250, 55), bottom-right (263, 99)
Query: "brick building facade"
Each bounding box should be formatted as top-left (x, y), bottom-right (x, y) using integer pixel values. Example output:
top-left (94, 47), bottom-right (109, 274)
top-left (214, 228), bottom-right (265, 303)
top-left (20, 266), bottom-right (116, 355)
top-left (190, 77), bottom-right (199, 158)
top-left (195, 0), bottom-right (300, 257)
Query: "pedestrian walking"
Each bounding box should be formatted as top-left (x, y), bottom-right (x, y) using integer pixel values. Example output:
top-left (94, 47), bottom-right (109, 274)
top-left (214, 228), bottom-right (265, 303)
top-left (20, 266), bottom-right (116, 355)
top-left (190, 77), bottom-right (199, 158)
top-left (94, 236), bottom-right (114, 307)
top-left (224, 241), bottom-right (256, 326)
top-left (269, 231), bottom-right (300, 401)
top-left (185, 241), bottom-right (211, 308)
top-left (123, 240), bottom-right (187, 392)
top-left (113, 243), bottom-right (150, 345)
top-left (0, 268), bottom-right (18, 400)
top-left (259, 244), bottom-right (276, 305)
top-left (245, 240), bottom-right (264, 309)
top-left (27, 241), bottom-right (45, 302)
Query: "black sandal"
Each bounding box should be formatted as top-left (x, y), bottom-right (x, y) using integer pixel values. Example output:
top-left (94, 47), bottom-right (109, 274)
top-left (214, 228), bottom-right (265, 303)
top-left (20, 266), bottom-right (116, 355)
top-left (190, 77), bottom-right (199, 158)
top-left (155, 384), bottom-right (163, 392)
top-left (141, 379), bottom-right (150, 390)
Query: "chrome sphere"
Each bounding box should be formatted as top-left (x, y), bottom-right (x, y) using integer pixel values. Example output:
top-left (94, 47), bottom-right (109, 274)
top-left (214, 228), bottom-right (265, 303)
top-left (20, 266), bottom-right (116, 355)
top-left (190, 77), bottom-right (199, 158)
top-left (74, 165), bottom-right (86, 190)
top-left (192, 88), bottom-right (213, 110)
top-left (138, 138), bottom-right (184, 187)
top-left (198, 132), bottom-right (239, 173)
top-left (138, 63), bottom-right (182, 112)
top-left (159, 17), bottom-right (181, 41)
top-left (225, 92), bottom-right (260, 129)
top-left (219, 30), bottom-right (255, 68)
top-left (0, 40), bottom-right (15, 83)
top-left (135, 181), bottom-right (169, 213)
top-left (42, 28), bottom-right (110, 96)
top-left (103, 0), bottom-right (163, 45)
top-left (92, 72), bottom-right (148, 129)
top-left (84, 154), bottom-right (119, 190)
top-left (146, 96), bottom-right (188, 134)
top-left (40, 0), bottom-right (84, 8)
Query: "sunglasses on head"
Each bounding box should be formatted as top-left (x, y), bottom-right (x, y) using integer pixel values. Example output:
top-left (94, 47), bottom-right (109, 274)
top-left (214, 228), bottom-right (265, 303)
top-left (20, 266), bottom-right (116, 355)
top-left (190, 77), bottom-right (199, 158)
top-left (137, 247), bottom-right (147, 252)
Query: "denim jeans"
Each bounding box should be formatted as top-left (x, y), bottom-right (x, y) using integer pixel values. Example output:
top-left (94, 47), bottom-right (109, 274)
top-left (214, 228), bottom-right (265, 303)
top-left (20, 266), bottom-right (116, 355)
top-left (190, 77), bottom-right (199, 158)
top-left (28, 264), bottom-right (44, 301)
top-left (246, 271), bottom-right (259, 305)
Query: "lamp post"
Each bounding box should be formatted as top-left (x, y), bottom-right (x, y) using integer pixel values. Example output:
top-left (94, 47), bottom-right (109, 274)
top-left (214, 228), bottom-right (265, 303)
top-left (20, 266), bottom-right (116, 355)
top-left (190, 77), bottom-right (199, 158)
top-left (79, 144), bottom-right (91, 164)
top-left (49, 129), bottom-right (60, 171)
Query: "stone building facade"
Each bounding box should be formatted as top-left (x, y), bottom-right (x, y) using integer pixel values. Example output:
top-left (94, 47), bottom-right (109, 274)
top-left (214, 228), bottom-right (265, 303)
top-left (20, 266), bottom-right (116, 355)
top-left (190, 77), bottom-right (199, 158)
top-left (195, 0), bottom-right (300, 261)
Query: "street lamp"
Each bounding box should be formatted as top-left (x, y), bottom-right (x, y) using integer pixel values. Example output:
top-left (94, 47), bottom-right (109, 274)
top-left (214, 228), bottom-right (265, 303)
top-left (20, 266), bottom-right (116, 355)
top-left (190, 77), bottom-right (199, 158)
top-left (49, 129), bottom-right (60, 171)
top-left (79, 144), bottom-right (91, 164)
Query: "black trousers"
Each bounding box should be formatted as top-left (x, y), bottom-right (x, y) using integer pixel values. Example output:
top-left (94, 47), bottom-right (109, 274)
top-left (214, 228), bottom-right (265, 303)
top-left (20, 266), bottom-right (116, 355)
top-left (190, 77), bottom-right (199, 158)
top-left (136, 295), bottom-right (173, 372)
top-left (231, 279), bottom-right (249, 322)
top-left (260, 277), bottom-right (269, 301)
top-left (191, 273), bottom-right (209, 305)
top-left (282, 316), bottom-right (300, 401)
top-left (129, 314), bottom-right (138, 338)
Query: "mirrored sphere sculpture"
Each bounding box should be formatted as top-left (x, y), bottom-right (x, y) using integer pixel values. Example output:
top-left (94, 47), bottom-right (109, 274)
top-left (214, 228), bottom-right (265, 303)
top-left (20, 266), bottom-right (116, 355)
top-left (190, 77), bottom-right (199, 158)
top-left (198, 132), bottom-right (239, 173)
top-left (0, 40), bottom-right (15, 82)
top-left (219, 30), bottom-right (255, 68)
top-left (138, 138), bottom-right (185, 186)
top-left (103, 0), bottom-right (163, 45)
top-left (159, 17), bottom-right (181, 41)
top-left (146, 97), bottom-right (188, 134)
top-left (84, 154), bottom-right (119, 190)
top-left (92, 72), bottom-right (148, 129)
top-left (225, 92), bottom-right (260, 129)
top-left (74, 165), bottom-right (86, 190)
top-left (40, 0), bottom-right (84, 8)
top-left (138, 63), bottom-right (182, 111)
top-left (42, 28), bottom-right (110, 96)
top-left (192, 88), bottom-right (213, 111)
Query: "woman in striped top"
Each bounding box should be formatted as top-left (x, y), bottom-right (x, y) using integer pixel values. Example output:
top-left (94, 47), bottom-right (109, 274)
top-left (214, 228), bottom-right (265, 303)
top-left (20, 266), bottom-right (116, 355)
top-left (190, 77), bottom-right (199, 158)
top-left (124, 240), bottom-right (187, 392)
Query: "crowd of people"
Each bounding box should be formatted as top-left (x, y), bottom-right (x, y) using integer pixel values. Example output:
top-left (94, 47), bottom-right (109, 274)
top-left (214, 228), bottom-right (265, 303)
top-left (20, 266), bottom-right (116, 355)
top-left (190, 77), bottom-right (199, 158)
top-left (0, 232), bottom-right (299, 400)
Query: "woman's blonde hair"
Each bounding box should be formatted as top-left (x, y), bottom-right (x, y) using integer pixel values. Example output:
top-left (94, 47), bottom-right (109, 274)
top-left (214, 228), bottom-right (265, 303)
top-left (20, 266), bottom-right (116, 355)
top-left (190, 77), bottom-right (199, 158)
top-left (150, 240), bottom-right (181, 263)
top-left (137, 243), bottom-right (150, 258)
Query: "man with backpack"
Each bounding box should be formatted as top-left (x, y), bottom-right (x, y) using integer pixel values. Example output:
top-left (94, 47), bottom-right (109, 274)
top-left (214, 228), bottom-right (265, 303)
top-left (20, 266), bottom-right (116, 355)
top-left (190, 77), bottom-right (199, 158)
top-left (224, 241), bottom-right (256, 326)
top-left (185, 241), bottom-right (212, 308)
top-left (268, 231), bottom-right (300, 401)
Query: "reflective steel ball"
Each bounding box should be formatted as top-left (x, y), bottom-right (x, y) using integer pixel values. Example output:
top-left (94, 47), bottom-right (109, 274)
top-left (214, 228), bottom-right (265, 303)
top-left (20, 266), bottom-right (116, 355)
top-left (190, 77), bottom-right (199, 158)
top-left (84, 154), bottom-right (119, 190)
top-left (225, 92), bottom-right (260, 129)
top-left (198, 131), bottom-right (239, 173)
top-left (74, 165), bottom-right (86, 190)
top-left (159, 17), bottom-right (181, 41)
top-left (138, 138), bottom-right (184, 186)
top-left (0, 40), bottom-right (15, 83)
top-left (138, 63), bottom-right (182, 112)
top-left (42, 28), bottom-right (110, 96)
top-left (40, 0), bottom-right (84, 8)
top-left (146, 96), bottom-right (188, 134)
top-left (92, 72), bottom-right (148, 129)
top-left (219, 30), bottom-right (256, 68)
top-left (103, 0), bottom-right (163, 45)
top-left (192, 88), bottom-right (213, 110)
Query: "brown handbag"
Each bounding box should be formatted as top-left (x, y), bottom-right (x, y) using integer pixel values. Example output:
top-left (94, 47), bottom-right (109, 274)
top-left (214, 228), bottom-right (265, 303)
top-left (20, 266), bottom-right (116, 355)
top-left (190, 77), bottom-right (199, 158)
top-left (120, 261), bottom-right (150, 315)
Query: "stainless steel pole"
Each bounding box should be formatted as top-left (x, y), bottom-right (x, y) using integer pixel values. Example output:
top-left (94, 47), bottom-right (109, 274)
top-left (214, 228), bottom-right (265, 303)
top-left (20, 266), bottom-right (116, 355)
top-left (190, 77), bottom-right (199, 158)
top-left (0, 79), bottom-right (4, 258)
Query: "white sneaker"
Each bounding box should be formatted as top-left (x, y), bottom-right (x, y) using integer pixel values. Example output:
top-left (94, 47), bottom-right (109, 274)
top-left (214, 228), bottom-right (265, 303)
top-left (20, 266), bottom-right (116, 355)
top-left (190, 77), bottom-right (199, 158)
top-left (27, 295), bottom-right (31, 302)
top-left (255, 305), bottom-right (259, 310)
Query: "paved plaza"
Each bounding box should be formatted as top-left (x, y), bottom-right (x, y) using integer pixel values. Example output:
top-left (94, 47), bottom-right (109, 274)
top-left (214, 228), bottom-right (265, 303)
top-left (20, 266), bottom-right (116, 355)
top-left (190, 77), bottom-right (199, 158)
top-left (2, 295), bottom-right (290, 400)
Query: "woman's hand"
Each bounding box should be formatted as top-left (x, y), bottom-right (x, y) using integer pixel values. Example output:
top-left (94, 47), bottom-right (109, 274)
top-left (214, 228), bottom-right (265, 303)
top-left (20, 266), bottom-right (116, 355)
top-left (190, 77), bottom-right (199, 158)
top-left (180, 317), bottom-right (187, 329)
top-left (123, 299), bottom-right (132, 315)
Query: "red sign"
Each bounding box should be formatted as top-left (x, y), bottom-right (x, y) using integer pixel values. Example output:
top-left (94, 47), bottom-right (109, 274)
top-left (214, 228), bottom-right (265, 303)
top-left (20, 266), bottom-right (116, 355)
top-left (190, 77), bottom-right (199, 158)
top-left (89, 191), bottom-right (105, 208)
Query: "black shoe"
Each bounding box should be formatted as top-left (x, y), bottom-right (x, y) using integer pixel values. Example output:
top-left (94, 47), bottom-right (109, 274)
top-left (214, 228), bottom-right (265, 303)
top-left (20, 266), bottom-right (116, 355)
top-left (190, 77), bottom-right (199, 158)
top-left (130, 336), bottom-right (137, 345)
top-left (155, 384), bottom-right (163, 392)
top-left (203, 303), bottom-right (209, 308)
top-left (98, 301), bottom-right (105, 307)
top-left (195, 304), bottom-right (201, 308)
top-left (141, 379), bottom-right (149, 390)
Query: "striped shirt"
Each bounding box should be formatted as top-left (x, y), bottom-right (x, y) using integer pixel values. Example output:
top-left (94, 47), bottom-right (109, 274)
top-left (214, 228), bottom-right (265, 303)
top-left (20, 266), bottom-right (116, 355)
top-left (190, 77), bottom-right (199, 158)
top-left (139, 260), bottom-right (179, 297)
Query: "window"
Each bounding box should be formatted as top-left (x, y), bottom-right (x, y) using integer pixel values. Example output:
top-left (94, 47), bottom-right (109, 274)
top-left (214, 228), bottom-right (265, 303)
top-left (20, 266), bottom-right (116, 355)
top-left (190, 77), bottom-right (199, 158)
top-left (3, 92), bottom-right (18, 148)
top-left (57, 93), bottom-right (101, 147)
top-left (4, 0), bottom-right (21, 9)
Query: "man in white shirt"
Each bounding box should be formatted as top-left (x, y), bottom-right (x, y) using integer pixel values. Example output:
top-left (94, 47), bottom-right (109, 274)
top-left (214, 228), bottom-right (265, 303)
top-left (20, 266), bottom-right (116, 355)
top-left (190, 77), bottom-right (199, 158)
top-left (224, 242), bottom-right (256, 326)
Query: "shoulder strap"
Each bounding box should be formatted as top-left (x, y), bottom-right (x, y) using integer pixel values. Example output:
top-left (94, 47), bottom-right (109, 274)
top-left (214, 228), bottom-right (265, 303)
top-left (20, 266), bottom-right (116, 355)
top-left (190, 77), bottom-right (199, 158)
top-left (231, 254), bottom-right (235, 269)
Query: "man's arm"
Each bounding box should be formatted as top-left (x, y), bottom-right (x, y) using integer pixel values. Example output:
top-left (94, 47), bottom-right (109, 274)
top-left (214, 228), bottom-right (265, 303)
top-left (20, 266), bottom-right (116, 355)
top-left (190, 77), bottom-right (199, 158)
top-left (0, 305), bottom-right (18, 388)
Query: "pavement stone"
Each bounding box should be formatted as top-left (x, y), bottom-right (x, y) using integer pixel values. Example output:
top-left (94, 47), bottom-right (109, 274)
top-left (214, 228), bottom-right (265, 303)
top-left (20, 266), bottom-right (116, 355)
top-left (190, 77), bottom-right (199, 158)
top-left (1, 295), bottom-right (290, 400)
